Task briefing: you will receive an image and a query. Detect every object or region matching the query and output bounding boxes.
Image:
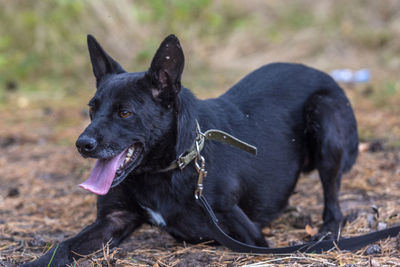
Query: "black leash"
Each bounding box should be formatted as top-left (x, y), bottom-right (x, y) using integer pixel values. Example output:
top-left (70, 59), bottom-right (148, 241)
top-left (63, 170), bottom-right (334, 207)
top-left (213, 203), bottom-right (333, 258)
top-left (197, 194), bottom-right (400, 253)
top-left (162, 121), bottom-right (400, 254)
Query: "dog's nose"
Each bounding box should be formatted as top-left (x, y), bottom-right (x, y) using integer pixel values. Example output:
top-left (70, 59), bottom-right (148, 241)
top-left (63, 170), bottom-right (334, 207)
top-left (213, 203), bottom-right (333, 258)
top-left (76, 136), bottom-right (97, 153)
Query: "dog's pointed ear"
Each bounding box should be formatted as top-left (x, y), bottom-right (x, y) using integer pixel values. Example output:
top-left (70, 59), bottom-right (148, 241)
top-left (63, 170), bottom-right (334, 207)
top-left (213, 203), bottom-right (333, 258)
top-left (147, 34), bottom-right (184, 102)
top-left (87, 34), bottom-right (125, 84)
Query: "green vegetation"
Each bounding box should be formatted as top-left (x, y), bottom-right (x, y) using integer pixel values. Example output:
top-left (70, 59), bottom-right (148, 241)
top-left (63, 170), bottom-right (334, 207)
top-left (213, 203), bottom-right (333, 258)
top-left (1, 1), bottom-right (399, 94)
top-left (47, 244), bottom-right (59, 267)
top-left (0, 0), bottom-right (399, 143)
top-left (371, 80), bottom-right (400, 109)
top-left (0, 0), bottom-right (253, 100)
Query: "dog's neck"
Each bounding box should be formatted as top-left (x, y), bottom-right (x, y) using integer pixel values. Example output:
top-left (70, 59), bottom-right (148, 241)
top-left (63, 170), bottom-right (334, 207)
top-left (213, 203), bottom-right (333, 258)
top-left (174, 88), bottom-right (199, 156)
top-left (133, 87), bottom-right (199, 174)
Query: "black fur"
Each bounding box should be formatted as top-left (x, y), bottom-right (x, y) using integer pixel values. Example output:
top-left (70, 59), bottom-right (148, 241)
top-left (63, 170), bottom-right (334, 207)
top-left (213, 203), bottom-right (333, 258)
top-left (22, 34), bottom-right (358, 266)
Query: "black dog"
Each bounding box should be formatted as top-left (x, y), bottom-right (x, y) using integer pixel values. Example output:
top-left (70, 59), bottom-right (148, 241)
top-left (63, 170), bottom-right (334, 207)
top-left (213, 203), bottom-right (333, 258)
top-left (23, 34), bottom-right (358, 266)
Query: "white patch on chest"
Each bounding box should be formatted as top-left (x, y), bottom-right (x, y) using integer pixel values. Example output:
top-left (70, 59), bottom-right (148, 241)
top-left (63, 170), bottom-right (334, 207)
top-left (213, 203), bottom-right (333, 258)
top-left (142, 206), bottom-right (166, 227)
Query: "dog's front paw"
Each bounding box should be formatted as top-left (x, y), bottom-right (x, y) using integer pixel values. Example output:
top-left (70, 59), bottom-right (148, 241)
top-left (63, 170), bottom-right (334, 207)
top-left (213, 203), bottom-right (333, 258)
top-left (20, 256), bottom-right (70, 267)
top-left (20, 244), bottom-right (71, 267)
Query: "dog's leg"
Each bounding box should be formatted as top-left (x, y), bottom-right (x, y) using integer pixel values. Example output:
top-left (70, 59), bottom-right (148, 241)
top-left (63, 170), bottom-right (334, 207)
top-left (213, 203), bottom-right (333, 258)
top-left (304, 91), bottom-right (358, 240)
top-left (21, 189), bottom-right (145, 267)
top-left (221, 205), bottom-right (268, 247)
top-left (316, 155), bottom-right (344, 239)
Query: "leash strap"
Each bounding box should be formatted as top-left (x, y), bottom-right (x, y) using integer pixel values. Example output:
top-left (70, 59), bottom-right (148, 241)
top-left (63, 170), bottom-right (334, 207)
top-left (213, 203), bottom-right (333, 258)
top-left (204, 129), bottom-right (257, 155)
top-left (197, 195), bottom-right (400, 254)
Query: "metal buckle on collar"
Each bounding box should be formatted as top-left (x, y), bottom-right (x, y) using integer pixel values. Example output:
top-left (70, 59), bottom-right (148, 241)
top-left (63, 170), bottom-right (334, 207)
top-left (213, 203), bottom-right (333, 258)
top-left (176, 152), bottom-right (186, 170)
top-left (194, 138), bottom-right (207, 199)
top-left (176, 124), bottom-right (205, 171)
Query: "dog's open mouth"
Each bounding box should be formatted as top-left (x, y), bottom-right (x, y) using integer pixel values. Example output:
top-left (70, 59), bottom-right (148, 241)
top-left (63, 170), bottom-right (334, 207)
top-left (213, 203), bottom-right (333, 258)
top-left (79, 143), bottom-right (143, 195)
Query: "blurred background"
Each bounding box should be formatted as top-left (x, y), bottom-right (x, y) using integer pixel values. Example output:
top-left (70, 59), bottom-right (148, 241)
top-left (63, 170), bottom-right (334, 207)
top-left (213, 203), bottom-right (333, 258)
top-left (1, 0), bottom-right (400, 145)
top-left (1, 0), bottom-right (400, 265)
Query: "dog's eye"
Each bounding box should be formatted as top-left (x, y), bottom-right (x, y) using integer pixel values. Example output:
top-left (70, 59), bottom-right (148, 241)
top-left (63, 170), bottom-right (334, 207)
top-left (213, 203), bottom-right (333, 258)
top-left (119, 110), bottom-right (132, 118)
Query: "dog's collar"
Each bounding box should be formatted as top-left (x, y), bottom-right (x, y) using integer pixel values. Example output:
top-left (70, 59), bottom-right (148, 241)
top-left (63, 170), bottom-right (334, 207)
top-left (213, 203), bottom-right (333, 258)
top-left (157, 120), bottom-right (257, 173)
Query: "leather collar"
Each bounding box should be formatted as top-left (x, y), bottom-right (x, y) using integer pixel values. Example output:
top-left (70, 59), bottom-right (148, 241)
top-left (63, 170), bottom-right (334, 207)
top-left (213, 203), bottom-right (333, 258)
top-left (157, 120), bottom-right (257, 173)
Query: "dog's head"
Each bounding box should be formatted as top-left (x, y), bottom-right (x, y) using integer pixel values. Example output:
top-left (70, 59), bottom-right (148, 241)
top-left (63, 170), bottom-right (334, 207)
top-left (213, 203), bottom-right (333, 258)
top-left (76, 34), bottom-right (185, 195)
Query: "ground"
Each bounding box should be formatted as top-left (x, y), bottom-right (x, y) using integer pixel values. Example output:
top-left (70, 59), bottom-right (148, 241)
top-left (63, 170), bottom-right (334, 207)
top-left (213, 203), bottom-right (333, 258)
top-left (0, 92), bottom-right (399, 266)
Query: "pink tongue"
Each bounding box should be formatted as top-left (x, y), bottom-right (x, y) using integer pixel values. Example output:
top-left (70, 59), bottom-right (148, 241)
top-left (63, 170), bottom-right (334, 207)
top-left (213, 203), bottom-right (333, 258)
top-left (79, 149), bottom-right (127, 195)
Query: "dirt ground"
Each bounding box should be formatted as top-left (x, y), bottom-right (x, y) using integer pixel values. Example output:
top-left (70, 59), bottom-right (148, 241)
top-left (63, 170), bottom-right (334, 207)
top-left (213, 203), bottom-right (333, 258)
top-left (0, 91), bottom-right (399, 267)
